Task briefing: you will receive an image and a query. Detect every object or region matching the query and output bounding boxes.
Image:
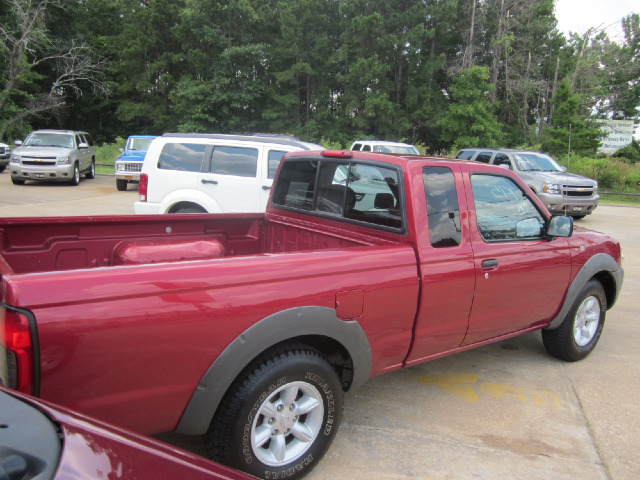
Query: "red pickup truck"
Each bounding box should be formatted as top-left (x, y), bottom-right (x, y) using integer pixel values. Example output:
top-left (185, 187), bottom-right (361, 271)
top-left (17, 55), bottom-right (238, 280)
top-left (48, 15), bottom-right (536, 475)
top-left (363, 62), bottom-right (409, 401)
top-left (0, 150), bottom-right (624, 479)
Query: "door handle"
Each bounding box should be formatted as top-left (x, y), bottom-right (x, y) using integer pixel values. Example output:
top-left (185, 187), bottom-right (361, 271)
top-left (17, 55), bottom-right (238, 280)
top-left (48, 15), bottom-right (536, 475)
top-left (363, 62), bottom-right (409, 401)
top-left (262, 185), bottom-right (271, 191)
top-left (201, 179), bottom-right (218, 185)
top-left (481, 259), bottom-right (499, 269)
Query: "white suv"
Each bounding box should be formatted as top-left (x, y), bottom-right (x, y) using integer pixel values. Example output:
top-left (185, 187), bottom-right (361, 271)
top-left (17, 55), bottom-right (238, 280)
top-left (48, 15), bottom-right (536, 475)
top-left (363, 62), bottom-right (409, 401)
top-left (135, 133), bottom-right (324, 214)
top-left (350, 140), bottom-right (419, 155)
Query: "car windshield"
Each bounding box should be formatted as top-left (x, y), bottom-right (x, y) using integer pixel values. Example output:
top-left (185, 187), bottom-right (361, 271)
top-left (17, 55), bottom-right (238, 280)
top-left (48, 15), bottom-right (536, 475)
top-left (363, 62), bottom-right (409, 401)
top-left (24, 133), bottom-right (74, 148)
top-left (513, 153), bottom-right (563, 172)
top-left (372, 145), bottom-right (419, 155)
top-left (128, 137), bottom-right (155, 151)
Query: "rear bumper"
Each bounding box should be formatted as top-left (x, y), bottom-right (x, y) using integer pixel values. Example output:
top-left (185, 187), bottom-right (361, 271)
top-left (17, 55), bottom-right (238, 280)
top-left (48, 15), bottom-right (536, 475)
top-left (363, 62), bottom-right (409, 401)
top-left (134, 201), bottom-right (162, 214)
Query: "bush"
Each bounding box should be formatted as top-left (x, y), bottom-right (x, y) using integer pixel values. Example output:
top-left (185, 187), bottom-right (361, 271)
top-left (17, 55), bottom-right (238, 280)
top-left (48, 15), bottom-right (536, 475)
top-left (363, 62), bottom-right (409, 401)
top-left (612, 139), bottom-right (640, 164)
top-left (556, 154), bottom-right (638, 192)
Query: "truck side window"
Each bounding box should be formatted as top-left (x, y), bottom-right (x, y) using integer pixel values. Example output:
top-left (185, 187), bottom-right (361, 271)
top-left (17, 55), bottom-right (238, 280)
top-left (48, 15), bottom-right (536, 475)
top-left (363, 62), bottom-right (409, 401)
top-left (211, 146), bottom-right (258, 177)
top-left (423, 167), bottom-right (461, 247)
top-left (158, 143), bottom-right (207, 172)
top-left (268, 150), bottom-right (287, 179)
top-left (471, 174), bottom-right (544, 242)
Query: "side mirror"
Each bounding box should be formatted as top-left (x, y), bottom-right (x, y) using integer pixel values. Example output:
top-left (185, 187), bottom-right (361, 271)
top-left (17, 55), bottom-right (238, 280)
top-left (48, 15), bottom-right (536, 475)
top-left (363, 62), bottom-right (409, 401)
top-left (78, 142), bottom-right (89, 149)
top-left (14, 140), bottom-right (22, 146)
top-left (547, 216), bottom-right (573, 238)
top-left (560, 166), bottom-right (567, 172)
top-left (119, 148), bottom-right (124, 153)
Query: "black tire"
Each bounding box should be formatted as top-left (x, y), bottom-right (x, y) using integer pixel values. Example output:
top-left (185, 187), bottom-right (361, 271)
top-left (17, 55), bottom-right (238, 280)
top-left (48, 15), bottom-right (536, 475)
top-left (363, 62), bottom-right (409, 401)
top-left (174, 206), bottom-right (206, 213)
top-left (542, 279), bottom-right (606, 362)
top-left (86, 160), bottom-right (95, 179)
top-left (70, 164), bottom-right (80, 186)
top-left (572, 215), bottom-right (586, 220)
top-left (11, 176), bottom-right (25, 185)
top-left (0, 165), bottom-right (6, 173)
top-left (116, 179), bottom-right (128, 191)
top-left (206, 344), bottom-right (343, 480)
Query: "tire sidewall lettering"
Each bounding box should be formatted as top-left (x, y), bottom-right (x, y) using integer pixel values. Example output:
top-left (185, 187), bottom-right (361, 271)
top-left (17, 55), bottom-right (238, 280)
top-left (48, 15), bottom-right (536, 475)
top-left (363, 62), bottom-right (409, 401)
top-left (304, 371), bottom-right (335, 436)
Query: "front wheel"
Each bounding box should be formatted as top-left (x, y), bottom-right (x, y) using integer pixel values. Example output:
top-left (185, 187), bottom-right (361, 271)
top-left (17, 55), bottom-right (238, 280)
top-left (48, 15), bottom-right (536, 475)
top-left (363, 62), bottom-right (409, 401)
top-left (116, 179), bottom-right (128, 191)
top-left (206, 345), bottom-right (343, 479)
top-left (542, 279), bottom-right (606, 362)
top-left (70, 164), bottom-right (80, 186)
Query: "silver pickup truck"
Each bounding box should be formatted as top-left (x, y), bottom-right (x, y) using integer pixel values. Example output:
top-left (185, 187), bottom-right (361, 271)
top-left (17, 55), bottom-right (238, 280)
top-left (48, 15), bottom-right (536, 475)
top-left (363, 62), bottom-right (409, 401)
top-left (10, 129), bottom-right (96, 186)
top-left (456, 148), bottom-right (599, 219)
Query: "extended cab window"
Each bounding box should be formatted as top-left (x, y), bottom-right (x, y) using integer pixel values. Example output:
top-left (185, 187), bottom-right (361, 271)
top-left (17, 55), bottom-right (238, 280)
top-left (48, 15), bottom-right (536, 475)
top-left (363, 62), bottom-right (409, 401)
top-left (272, 159), bottom-right (403, 230)
top-left (210, 146), bottom-right (258, 177)
top-left (423, 167), bottom-right (461, 247)
top-left (471, 174), bottom-right (544, 242)
top-left (158, 143), bottom-right (207, 172)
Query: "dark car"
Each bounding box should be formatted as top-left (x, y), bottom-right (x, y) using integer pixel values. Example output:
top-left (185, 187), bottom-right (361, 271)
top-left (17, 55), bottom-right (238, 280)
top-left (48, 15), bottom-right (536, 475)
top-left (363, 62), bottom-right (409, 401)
top-left (0, 386), bottom-right (253, 480)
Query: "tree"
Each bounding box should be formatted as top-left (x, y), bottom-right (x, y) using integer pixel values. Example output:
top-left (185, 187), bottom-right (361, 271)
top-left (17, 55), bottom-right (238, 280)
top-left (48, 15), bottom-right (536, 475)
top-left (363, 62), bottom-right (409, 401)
top-left (0, 0), bottom-right (108, 140)
top-left (542, 76), bottom-right (602, 156)
top-left (438, 66), bottom-right (504, 149)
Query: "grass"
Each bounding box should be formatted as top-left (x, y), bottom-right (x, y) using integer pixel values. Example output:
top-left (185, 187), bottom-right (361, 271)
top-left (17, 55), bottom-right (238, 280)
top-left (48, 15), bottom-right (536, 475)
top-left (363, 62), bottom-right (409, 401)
top-left (600, 193), bottom-right (640, 206)
top-left (95, 137), bottom-right (125, 175)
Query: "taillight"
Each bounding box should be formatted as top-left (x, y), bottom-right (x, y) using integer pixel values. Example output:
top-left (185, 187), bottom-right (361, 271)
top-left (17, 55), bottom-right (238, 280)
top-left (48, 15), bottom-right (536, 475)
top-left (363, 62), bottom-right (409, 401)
top-left (138, 173), bottom-right (148, 202)
top-left (0, 307), bottom-right (34, 394)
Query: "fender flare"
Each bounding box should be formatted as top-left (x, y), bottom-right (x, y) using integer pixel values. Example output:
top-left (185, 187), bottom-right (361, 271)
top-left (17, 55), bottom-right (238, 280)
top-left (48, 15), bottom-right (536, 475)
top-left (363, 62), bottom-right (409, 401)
top-left (175, 306), bottom-right (372, 435)
top-left (545, 253), bottom-right (624, 330)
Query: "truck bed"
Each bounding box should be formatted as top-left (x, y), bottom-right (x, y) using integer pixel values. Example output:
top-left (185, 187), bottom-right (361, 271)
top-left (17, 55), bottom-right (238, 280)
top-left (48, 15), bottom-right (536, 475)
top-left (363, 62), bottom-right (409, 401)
top-left (0, 213), bottom-right (386, 275)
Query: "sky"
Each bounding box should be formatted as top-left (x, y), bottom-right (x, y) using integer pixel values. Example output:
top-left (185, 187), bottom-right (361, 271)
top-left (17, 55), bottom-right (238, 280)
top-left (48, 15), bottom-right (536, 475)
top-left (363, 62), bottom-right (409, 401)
top-left (554, 0), bottom-right (638, 39)
top-left (554, 0), bottom-right (639, 138)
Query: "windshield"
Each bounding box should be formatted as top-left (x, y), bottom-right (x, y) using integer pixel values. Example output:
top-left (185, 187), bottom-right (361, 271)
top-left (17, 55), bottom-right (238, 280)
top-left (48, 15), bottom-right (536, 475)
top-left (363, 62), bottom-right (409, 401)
top-left (127, 137), bottom-right (155, 151)
top-left (513, 153), bottom-right (563, 172)
top-left (24, 133), bottom-right (74, 148)
top-left (372, 145), bottom-right (419, 155)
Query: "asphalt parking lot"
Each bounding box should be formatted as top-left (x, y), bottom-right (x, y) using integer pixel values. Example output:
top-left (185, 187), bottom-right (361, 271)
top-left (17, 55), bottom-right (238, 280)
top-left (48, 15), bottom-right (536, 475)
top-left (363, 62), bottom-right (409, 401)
top-left (0, 173), bottom-right (638, 480)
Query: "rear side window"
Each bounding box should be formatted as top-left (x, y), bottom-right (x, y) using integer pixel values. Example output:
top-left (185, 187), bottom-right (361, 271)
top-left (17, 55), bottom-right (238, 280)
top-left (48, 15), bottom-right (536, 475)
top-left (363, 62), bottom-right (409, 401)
top-left (272, 160), bottom-right (317, 210)
top-left (210, 146), bottom-right (258, 177)
top-left (273, 159), bottom-right (403, 230)
top-left (158, 143), bottom-right (207, 172)
top-left (423, 167), bottom-right (461, 247)
top-left (268, 150), bottom-right (287, 179)
top-left (455, 150), bottom-right (475, 160)
top-left (475, 152), bottom-right (493, 163)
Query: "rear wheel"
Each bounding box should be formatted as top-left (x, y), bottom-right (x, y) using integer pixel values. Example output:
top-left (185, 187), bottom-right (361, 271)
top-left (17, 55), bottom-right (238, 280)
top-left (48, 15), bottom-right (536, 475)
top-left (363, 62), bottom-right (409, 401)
top-left (206, 345), bottom-right (343, 479)
top-left (86, 160), bottom-right (95, 179)
top-left (542, 279), bottom-right (606, 361)
top-left (116, 179), bottom-right (128, 191)
top-left (0, 165), bottom-right (6, 173)
top-left (174, 206), bottom-right (206, 213)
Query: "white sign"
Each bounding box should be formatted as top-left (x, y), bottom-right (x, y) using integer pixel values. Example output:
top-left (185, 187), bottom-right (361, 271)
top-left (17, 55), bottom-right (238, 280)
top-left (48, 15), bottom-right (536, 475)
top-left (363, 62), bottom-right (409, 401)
top-left (598, 119), bottom-right (635, 153)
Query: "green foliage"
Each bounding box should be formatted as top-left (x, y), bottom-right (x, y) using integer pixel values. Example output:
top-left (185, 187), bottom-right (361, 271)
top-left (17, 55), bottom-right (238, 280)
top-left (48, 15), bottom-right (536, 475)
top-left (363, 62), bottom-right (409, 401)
top-left (612, 138), bottom-right (640, 164)
top-left (556, 154), bottom-right (640, 192)
top-left (437, 66), bottom-right (504, 148)
top-left (2, 0), bottom-right (639, 156)
top-left (94, 137), bottom-right (126, 174)
top-left (542, 77), bottom-right (602, 156)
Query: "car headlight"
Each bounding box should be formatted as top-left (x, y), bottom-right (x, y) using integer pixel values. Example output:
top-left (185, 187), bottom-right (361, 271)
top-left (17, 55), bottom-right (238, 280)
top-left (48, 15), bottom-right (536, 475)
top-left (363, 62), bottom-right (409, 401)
top-left (10, 154), bottom-right (20, 163)
top-left (57, 155), bottom-right (71, 164)
top-left (116, 163), bottom-right (125, 171)
top-left (543, 183), bottom-right (561, 194)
